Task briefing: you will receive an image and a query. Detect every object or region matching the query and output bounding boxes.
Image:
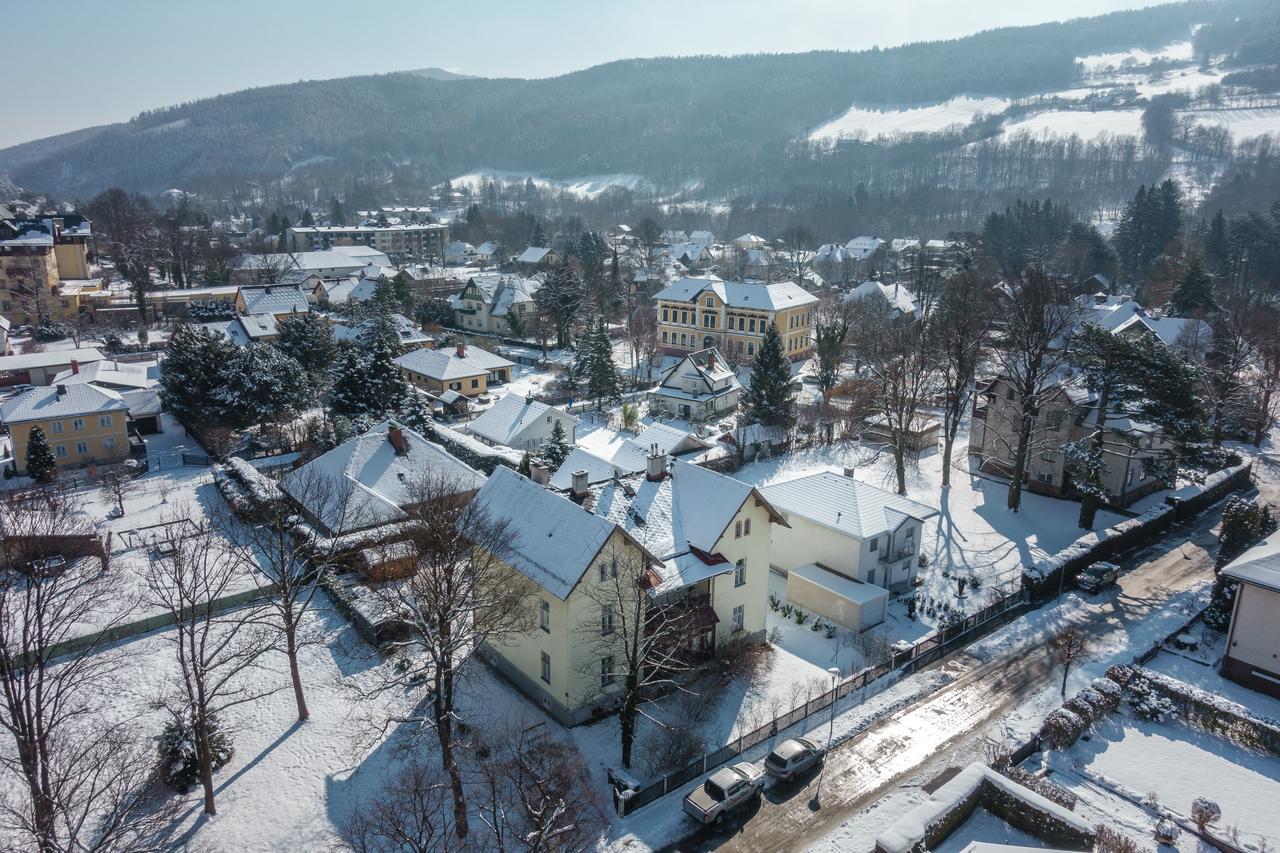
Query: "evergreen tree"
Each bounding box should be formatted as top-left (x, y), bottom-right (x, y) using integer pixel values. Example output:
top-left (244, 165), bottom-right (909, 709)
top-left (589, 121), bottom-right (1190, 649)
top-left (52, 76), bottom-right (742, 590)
top-left (517, 452), bottom-right (533, 477)
top-left (744, 323), bottom-right (795, 429)
top-left (1170, 257), bottom-right (1219, 317)
top-left (330, 346), bottom-right (373, 417)
top-left (535, 258), bottom-right (585, 348)
top-left (24, 425), bottom-right (57, 482)
top-left (1204, 210), bottom-right (1231, 276)
top-left (362, 313), bottom-right (410, 415)
top-left (299, 209), bottom-right (314, 227)
top-left (275, 312), bottom-right (337, 386)
top-left (217, 343), bottom-right (314, 431)
top-left (504, 306), bottom-right (525, 339)
top-left (160, 323), bottom-right (241, 428)
top-left (328, 197), bottom-right (345, 226)
top-left (543, 419), bottom-right (570, 469)
top-left (529, 220), bottom-right (549, 248)
top-left (396, 392), bottom-right (434, 434)
top-left (583, 315), bottom-right (621, 408)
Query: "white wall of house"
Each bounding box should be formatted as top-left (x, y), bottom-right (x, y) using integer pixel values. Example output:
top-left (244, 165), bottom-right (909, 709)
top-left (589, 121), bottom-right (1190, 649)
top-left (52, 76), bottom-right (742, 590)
top-left (1227, 583), bottom-right (1280, 675)
top-left (508, 409), bottom-right (579, 451)
top-left (770, 513), bottom-right (922, 591)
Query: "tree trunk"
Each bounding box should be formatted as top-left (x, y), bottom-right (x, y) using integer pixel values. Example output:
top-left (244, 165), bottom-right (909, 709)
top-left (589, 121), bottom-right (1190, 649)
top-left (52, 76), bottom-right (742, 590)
top-left (893, 442), bottom-right (907, 496)
top-left (433, 640), bottom-right (468, 840)
top-left (285, 627), bottom-right (309, 722)
top-left (1060, 663), bottom-right (1071, 698)
top-left (1213, 397), bottom-right (1225, 447)
top-left (196, 710), bottom-right (217, 816)
top-left (1007, 405), bottom-right (1033, 512)
top-left (620, 672), bottom-right (639, 768)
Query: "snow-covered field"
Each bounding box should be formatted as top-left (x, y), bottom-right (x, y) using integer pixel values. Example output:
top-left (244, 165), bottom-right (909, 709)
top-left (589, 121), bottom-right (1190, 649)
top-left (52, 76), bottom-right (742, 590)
top-left (1077, 40), bottom-right (1195, 75)
top-left (1182, 106), bottom-right (1280, 140)
top-left (809, 96), bottom-right (1010, 141)
top-left (449, 167), bottom-right (656, 198)
top-left (1001, 108), bottom-right (1144, 141)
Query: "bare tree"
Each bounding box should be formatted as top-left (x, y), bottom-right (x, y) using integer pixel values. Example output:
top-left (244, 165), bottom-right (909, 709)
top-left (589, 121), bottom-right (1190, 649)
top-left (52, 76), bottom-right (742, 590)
top-left (634, 218), bottom-right (663, 267)
top-left (476, 718), bottom-right (604, 853)
top-left (860, 308), bottom-right (939, 494)
top-left (778, 225), bottom-right (815, 284)
top-left (341, 760), bottom-right (462, 853)
top-left (929, 268), bottom-right (994, 487)
top-left (575, 542), bottom-right (703, 769)
top-left (145, 510), bottom-right (273, 816)
top-left (366, 472), bottom-right (536, 841)
top-left (989, 272), bottom-right (1080, 511)
top-left (96, 465), bottom-right (139, 518)
top-left (0, 487), bottom-right (168, 851)
top-left (1051, 625), bottom-right (1090, 697)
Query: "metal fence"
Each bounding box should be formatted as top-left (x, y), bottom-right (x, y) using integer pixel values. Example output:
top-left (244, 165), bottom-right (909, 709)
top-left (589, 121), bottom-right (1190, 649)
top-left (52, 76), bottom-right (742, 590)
top-left (615, 585), bottom-right (1027, 816)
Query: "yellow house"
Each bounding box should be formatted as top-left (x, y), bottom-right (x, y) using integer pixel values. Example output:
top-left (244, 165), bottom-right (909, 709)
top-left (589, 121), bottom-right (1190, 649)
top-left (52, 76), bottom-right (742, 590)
top-left (1, 384), bottom-right (131, 475)
top-left (471, 459), bottom-right (784, 726)
top-left (653, 275), bottom-right (817, 361)
top-left (393, 343), bottom-right (514, 397)
top-left (0, 216), bottom-right (94, 325)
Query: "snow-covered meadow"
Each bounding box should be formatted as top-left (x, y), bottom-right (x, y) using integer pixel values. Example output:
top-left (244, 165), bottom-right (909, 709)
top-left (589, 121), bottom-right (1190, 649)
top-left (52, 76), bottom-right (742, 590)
top-left (809, 96), bottom-right (1010, 142)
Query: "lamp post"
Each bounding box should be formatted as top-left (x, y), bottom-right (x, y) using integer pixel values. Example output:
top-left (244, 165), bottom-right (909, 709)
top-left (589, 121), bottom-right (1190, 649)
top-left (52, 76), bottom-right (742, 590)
top-left (810, 665), bottom-right (841, 810)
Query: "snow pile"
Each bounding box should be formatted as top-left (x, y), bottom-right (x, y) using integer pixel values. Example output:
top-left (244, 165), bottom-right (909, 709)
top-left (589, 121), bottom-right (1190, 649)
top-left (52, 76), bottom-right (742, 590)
top-left (214, 457), bottom-right (286, 518)
top-left (874, 762), bottom-right (1093, 853)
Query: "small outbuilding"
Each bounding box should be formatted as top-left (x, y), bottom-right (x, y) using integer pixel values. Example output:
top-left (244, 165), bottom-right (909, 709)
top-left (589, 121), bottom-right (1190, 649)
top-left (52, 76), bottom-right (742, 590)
top-left (787, 562), bottom-right (888, 631)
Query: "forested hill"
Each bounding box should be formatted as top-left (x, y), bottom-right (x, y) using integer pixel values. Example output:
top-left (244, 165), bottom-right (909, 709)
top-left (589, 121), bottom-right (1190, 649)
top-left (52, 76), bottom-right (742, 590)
top-left (2, 0), bottom-right (1249, 198)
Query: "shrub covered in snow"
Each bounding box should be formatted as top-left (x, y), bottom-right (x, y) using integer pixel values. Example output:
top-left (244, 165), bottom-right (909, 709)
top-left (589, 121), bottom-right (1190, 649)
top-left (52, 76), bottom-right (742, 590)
top-left (419, 420), bottom-right (521, 475)
top-left (1126, 674), bottom-right (1178, 722)
top-left (1088, 677), bottom-right (1123, 712)
top-left (1001, 765), bottom-right (1077, 810)
top-left (1190, 796), bottom-right (1221, 830)
top-left (1093, 824), bottom-right (1139, 853)
top-left (1040, 707), bottom-right (1087, 748)
top-left (214, 457), bottom-right (287, 519)
top-left (159, 712), bottom-right (233, 792)
top-left (187, 299), bottom-right (236, 321)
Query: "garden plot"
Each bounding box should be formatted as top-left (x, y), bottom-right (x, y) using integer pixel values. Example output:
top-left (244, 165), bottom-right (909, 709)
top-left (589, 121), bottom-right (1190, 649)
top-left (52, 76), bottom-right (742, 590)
top-left (1051, 715), bottom-right (1280, 849)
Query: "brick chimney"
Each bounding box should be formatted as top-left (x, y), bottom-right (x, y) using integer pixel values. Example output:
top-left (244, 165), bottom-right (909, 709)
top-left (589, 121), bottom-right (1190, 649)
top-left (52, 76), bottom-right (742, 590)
top-left (70, 359), bottom-right (80, 375)
top-left (529, 459), bottom-right (551, 486)
top-left (571, 469), bottom-right (590, 500)
top-left (456, 343), bottom-right (466, 358)
top-left (387, 424), bottom-right (408, 455)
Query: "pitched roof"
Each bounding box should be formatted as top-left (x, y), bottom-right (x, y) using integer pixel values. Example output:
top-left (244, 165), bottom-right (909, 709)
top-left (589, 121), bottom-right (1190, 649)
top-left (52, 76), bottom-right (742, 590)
top-left (1222, 533), bottom-right (1280, 593)
top-left (467, 393), bottom-right (578, 447)
top-left (658, 347), bottom-right (739, 391)
top-left (846, 280), bottom-right (917, 316)
top-left (282, 420), bottom-right (484, 535)
top-left (760, 471), bottom-right (937, 540)
top-left (333, 314), bottom-right (431, 347)
top-left (51, 359), bottom-right (159, 390)
top-left (1, 384), bottom-right (129, 424)
top-left (393, 345), bottom-right (515, 381)
top-left (237, 284), bottom-right (310, 315)
top-left (0, 347), bottom-right (105, 372)
top-left (652, 275), bottom-right (817, 310)
top-left (469, 466), bottom-right (636, 600)
top-left (516, 246), bottom-right (552, 264)
top-left (550, 422), bottom-right (707, 489)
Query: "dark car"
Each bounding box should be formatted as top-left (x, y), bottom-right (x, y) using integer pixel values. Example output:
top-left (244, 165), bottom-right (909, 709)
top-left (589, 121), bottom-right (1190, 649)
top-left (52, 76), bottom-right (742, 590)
top-left (764, 736), bottom-right (825, 782)
top-left (1076, 561), bottom-right (1120, 593)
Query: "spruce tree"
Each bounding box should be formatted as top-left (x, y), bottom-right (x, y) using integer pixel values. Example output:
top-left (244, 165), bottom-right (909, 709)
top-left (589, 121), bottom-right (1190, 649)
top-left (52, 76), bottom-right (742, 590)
top-left (1170, 258), bottom-right (1219, 317)
top-left (543, 419), bottom-right (570, 469)
top-left (160, 323), bottom-right (241, 429)
top-left (275, 312), bottom-right (337, 386)
top-left (25, 425), bottom-right (57, 483)
top-left (362, 313), bottom-right (410, 416)
top-left (330, 346), bottom-right (372, 417)
top-left (396, 392), bottom-right (434, 434)
top-left (744, 323), bottom-right (795, 429)
top-left (586, 315), bottom-right (621, 408)
top-left (217, 343), bottom-right (314, 431)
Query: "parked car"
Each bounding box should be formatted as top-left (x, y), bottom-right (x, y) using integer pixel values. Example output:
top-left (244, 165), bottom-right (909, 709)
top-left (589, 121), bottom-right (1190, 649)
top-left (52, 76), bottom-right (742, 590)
top-left (682, 762), bottom-right (765, 825)
top-left (764, 737), bottom-right (825, 782)
top-left (1076, 561), bottom-right (1120, 593)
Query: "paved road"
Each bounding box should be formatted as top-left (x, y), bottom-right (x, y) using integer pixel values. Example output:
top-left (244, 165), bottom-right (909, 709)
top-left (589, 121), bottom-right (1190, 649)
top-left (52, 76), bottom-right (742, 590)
top-left (668, 495), bottom-right (1234, 853)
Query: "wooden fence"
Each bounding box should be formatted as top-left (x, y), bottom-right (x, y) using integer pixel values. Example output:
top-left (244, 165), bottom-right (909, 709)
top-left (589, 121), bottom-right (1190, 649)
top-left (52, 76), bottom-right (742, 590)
top-left (615, 586), bottom-right (1027, 816)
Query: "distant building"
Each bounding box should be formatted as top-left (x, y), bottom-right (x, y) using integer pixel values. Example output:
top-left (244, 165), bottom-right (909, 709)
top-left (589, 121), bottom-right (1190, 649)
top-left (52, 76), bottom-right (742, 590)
top-left (466, 392), bottom-right (579, 451)
top-left (653, 275), bottom-right (817, 360)
top-left (452, 274), bottom-right (541, 335)
top-left (286, 223), bottom-right (448, 262)
top-left (0, 347), bottom-right (106, 387)
top-left (0, 215), bottom-right (94, 325)
top-left (332, 314), bottom-right (433, 352)
top-left (394, 343), bottom-right (514, 397)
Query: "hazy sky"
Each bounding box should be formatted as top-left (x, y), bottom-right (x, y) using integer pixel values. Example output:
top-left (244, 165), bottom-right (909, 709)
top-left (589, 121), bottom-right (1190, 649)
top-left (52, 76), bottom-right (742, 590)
top-left (3, 0), bottom-right (1170, 148)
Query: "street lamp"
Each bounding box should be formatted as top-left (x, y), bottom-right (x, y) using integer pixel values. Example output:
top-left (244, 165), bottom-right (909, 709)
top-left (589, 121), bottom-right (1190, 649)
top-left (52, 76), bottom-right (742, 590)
top-left (810, 665), bottom-right (841, 811)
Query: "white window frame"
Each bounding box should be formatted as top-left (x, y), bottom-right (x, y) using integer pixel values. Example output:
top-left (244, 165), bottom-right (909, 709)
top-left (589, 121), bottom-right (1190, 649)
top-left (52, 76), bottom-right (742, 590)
top-left (731, 605), bottom-right (744, 632)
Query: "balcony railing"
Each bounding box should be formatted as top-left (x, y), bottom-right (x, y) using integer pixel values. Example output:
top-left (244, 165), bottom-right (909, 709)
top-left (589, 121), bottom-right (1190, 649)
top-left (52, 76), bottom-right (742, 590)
top-left (879, 548), bottom-right (915, 564)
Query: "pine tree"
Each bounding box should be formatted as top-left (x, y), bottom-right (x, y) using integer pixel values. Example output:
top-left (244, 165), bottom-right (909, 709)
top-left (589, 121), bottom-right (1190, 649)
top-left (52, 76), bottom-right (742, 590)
top-left (744, 323), bottom-right (795, 429)
top-left (160, 323), bottom-right (242, 428)
top-left (396, 392), bottom-right (434, 433)
top-left (330, 346), bottom-right (372, 417)
top-left (584, 315), bottom-right (621, 408)
top-left (217, 344), bottom-right (314, 431)
top-left (328, 197), bottom-right (345, 226)
top-left (1170, 258), bottom-right (1219, 317)
top-left (24, 425), bottom-right (57, 482)
top-left (543, 419), bottom-right (571, 469)
top-left (517, 452), bottom-right (533, 477)
top-left (275, 312), bottom-right (337, 386)
top-left (529, 220), bottom-right (549, 248)
top-left (362, 313), bottom-right (410, 415)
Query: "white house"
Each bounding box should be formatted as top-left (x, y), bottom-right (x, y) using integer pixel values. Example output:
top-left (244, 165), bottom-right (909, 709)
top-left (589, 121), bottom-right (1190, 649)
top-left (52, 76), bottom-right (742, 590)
top-left (845, 280), bottom-right (918, 319)
top-left (332, 313), bottom-right (433, 351)
top-left (760, 470), bottom-right (937, 630)
top-left (445, 241), bottom-right (476, 265)
top-left (1219, 534), bottom-right (1280, 699)
top-left (649, 347), bottom-right (743, 420)
top-left (466, 393), bottom-right (580, 451)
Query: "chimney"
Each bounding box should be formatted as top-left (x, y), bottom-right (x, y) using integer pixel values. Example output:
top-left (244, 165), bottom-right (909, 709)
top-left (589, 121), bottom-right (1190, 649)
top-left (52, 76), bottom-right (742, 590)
top-left (387, 424), bottom-right (408, 456)
top-left (571, 469), bottom-right (590, 499)
top-left (70, 359), bottom-right (80, 375)
top-left (646, 444), bottom-right (667, 481)
top-left (526, 393), bottom-right (536, 406)
top-left (55, 384), bottom-right (67, 397)
top-left (843, 466), bottom-right (857, 479)
top-left (456, 343), bottom-right (466, 358)
top-left (529, 460), bottom-right (551, 486)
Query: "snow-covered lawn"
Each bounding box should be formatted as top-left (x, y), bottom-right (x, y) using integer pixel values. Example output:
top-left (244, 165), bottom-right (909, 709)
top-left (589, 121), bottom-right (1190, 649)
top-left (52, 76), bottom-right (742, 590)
top-left (1001, 108), bottom-right (1144, 141)
top-left (1182, 106), bottom-right (1280, 141)
top-left (809, 96), bottom-right (1010, 141)
top-left (1076, 40), bottom-right (1194, 74)
top-left (1147, 636), bottom-right (1280, 723)
top-left (1053, 715), bottom-right (1280, 849)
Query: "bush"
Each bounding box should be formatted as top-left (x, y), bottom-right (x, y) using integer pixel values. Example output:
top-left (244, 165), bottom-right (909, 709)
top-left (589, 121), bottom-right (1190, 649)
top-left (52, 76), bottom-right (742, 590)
top-left (1191, 797), bottom-right (1221, 830)
top-left (35, 321), bottom-right (73, 341)
top-left (1094, 824), bottom-right (1140, 853)
top-left (1040, 708), bottom-right (1087, 748)
top-left (187, 299), bottom-right (237, 321)
top-left (638, 722), bottom-right (706, 778)
top-left (1002, 766), bottom-right (1077, 810)
top-left (1126, 675), bottom-right (1178, 722)
top-left (159, 712), bottom-right (233, 792)
top-left (1089, 677), bottom-right (1123, 712)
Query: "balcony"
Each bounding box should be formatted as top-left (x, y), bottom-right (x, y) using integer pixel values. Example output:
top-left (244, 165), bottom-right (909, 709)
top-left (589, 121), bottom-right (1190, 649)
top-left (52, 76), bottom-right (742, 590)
top-left (879, 548), bottom-right (914, 564)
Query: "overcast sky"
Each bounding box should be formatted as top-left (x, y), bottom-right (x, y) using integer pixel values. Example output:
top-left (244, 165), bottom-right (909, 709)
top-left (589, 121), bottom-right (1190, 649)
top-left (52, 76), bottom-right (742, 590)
top-left (3, 0), bottom-right (1170, 148)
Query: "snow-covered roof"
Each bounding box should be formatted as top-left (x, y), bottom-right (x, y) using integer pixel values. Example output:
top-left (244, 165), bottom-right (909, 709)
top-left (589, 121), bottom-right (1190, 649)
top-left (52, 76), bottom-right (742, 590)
top-left (733, 233), bottom-right (765, 246)
top-left (466, 393), bottom-right (578, 448)
top-left (475, 240), bottom-right (498, 255)
top-left (657, 347), bottom-right (740, 393)
top-left (790, 562), bottom-right (888, 604)
top-left (317, 277), bottom-right (359, 304)
top-left (0, 218), bottom-right (55, 248)
top-left (516, 246), bottom-right (551, 264)
top-left (0, 347), bottom-right (105, 372)
top-left (237, 284), bottom-right (310, 316)
top-left (333, 314), bottom-right (431, 347)
top-left (652, 275), bottom-right (817, 311)
top-left (328, 245), bottom-right (391, 266)
top-left (761, 471), bottom-right (937, 540)
top-left (0, 384), bottom-right (129, 424)
top-left (470, 466), bottom-right (642, 600)
top-left (587, 459), bottom-right (784, 592)
top-left (1222, 533), bottom-right (1280, 592)
top-left (815, 243), bottom-right (851, 264)
top-left (660, 229), bottom-right (688, 243)
top-left (889, 238), bottom-right (920, 253)
top-left (393, 345), bottom-right (514, 381)
top-left (551, 423), bottom-right (708, 489)
top-left (844, 236), bottom-right (884, 259)
top-left (689, 230), bottom-right (715, 245)
top-left (490, 277), bottom-right (541, 317)
top-left (239, 313), bottom-right (280, 340)
top-left (198, 319), bottom-right (251, 346)
top-left (1112, 312), bottom-right (1211, 350)
top-left (51, 359), bottom-right (159, 390)
top-left (846, 280), bottom-right (917, 316)
top-left (548, 447), bottom-right (624, 491)
top-left (282, 420), bottom-right (484, 535)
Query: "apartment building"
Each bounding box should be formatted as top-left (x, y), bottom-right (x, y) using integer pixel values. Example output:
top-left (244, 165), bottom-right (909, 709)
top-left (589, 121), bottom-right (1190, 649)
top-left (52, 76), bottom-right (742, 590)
top-left (286, 223), bottom-right (449, 261)
top-left (0, 215), bottom-right (94, 325)
top-left (652, 275), bottom-right (817, 360)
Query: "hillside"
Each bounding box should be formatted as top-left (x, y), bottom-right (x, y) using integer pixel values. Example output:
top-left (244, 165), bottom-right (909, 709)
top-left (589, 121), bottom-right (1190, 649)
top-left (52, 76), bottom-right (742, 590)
top-left (0, 0), bottom-right (1259, 199)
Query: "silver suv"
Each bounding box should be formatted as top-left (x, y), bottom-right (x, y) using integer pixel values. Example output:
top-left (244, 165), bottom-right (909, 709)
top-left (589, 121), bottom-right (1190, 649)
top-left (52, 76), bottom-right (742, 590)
top-left (682, 762), bottom-right (765, 825)
top-left (764, 737), bottom-right (825, 782)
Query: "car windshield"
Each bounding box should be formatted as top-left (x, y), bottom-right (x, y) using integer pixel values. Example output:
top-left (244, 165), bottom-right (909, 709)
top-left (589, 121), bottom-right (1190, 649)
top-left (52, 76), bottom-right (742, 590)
top-left (703, 780), bottom-right (726, 801)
